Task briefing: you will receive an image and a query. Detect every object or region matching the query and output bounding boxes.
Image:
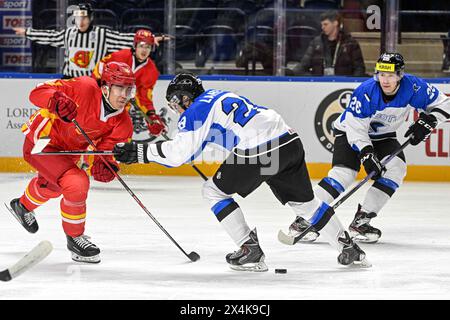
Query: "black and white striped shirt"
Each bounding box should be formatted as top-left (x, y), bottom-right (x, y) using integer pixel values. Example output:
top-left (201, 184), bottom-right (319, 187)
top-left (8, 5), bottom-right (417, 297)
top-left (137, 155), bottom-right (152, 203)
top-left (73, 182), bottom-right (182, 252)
top-left (26, 26), bottom-right (135, 78)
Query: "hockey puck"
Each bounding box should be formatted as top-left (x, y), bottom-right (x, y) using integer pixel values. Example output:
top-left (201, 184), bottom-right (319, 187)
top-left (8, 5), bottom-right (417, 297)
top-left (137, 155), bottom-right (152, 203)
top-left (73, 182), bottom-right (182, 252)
top-left (275, 268), bottom-right (287, 274)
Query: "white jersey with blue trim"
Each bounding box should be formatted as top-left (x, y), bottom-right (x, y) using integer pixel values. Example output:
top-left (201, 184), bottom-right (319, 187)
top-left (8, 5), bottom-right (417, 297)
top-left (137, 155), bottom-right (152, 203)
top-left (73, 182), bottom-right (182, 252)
top-left (145, 89), bottom-right (291, 167)
top-left (334, 73), bottom-right (450, 152)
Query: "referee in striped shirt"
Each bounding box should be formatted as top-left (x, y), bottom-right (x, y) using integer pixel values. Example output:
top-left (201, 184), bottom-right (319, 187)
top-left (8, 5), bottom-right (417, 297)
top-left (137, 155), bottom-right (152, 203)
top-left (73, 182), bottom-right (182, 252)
top-left (13, 3), bottom-right (166, 78)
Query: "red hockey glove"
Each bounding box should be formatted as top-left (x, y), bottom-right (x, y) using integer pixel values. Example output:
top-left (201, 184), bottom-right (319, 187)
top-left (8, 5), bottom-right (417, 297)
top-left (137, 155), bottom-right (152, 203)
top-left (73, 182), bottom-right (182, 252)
top-left (91, 159), bottom-right (118, 183)
top-left (47, 91), bottom-right (78, 122)
top-left (146, 111), bottom-right (167, 136)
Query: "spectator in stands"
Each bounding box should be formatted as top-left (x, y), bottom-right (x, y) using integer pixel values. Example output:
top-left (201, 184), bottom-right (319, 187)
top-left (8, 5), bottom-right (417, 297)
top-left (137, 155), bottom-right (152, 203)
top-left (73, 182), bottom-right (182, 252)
top-left (13, 2), bottom-right (168, 78)
top-left (292, 10), bottom-right (366, 77)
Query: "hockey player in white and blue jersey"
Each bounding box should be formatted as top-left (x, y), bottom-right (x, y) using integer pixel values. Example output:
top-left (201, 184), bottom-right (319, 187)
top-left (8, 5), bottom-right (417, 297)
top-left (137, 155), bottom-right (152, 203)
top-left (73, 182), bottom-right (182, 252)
top-left (298, 52), bottom-right (450, 244)
top-left (113, 73), bottom-right (372, 271)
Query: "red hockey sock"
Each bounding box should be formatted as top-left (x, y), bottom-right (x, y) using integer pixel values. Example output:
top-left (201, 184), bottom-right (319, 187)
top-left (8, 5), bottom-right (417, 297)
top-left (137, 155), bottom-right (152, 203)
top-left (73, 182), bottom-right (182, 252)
top-left (58, 168), bottom-right (90, 237)
top-left (20, 176), bottom-right (61, 211)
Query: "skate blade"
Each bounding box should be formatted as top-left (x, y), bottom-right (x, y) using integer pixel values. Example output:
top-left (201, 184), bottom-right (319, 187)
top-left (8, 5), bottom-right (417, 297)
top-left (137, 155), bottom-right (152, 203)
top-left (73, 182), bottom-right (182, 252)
top-left (4, 202), bottom-right (36, 233)
top-left (350, 231), bottom-right (380, 244)
top-left (4, 202), bottom-right (23, 224)
top-left (229, 261), bottom-right (268, 272)
top-left (348, 257), bottom-right (372, 268)
top-left (71, 252), bottom-right (101, 264)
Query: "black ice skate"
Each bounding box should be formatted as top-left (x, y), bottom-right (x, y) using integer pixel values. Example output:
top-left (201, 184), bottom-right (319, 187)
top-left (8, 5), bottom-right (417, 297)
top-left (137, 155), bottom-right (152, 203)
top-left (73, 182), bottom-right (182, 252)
top-left (337, 231), bottom-right (371, 268)
top-left (349, 205), bottom-right (382, 243)
top-left (67, 235), bottom-right (100, 264)
top-left (226, 229), bottom-right (268, 272)
top-left (288, 216), bottom-right (320, 243)
top-left (5, 198), bottom-right (38, 234)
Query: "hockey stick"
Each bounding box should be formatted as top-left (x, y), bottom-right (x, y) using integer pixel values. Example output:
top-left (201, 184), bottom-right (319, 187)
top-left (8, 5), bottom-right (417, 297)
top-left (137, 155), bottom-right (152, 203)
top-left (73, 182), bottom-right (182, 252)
top-left (0, 241), bottom-right (53, 282)
top-left (278, 139), bottom-right (411, 245)
top-left (131, 100), bottom-right (208, 181)
top-left (34, 150), bottom-right (118, 156)
top-left (30, 139), bottom-right (118, 156)
top-left (71, 119), bottom-right (200, 262)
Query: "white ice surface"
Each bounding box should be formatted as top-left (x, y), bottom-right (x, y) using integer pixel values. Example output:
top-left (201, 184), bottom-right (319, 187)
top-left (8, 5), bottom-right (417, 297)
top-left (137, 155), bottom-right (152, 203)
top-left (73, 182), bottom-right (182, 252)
top-left (1, 173), bottom-right (450, 300)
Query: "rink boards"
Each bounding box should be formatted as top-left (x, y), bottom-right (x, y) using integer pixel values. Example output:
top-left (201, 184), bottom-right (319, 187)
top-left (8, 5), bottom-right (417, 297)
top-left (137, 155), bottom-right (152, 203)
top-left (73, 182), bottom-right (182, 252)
top-left (0, 74), bottom-right (449, 181)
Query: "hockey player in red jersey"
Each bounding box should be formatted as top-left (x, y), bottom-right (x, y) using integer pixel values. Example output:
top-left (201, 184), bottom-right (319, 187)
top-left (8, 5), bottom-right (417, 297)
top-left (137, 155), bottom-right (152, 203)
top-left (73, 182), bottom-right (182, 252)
top-left (92, 29), bottom-right (167, 137)
top-left (7, 61), bottom-right (135, 264)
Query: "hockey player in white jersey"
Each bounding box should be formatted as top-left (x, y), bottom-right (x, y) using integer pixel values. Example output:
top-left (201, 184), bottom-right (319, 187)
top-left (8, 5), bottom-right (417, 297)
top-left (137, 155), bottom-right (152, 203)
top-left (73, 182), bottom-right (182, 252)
top-left (113, 73), bottom-right (371, 271)
top-left (298, 52), bottom-right (450, 243)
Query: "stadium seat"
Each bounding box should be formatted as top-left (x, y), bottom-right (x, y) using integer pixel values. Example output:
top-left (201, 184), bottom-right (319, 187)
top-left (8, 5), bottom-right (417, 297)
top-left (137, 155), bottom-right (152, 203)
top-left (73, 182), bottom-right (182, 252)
top-left (181, 0), bottom-right (219, 8)
top-left (121, 9), bottom-right (165, 33)
top-left (303, 0), bottom-right (340, 9)
top-left (286, 25), bottom-right (319, 63)
top-left (175, 24), bottom-right (198, 60)
top-left (94, 9), bottom-right (119, 30)
top-left (195, 25), bottom-right (239, 67)
top-left (35, 9), bottom-right (57, 29)
top-left (221, 0), bottom-right (261, 15)
top-left (138, 0), bottom-right (165, 9)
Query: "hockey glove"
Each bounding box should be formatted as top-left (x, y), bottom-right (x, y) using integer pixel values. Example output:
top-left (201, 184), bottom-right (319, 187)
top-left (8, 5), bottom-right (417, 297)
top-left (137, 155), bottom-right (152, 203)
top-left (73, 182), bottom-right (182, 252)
top-left (91, 159), bottom-right (118, 183)
top-left (359, 146), bottom-right (385, 180)
top-left (146, 111), bottom-right (167, 136)
top-left (113, 142), bottom-right (149, 164)
top-left (404, 113), bottom-right (438, 145)
top-left (47, 91), bottom-right (78, 122)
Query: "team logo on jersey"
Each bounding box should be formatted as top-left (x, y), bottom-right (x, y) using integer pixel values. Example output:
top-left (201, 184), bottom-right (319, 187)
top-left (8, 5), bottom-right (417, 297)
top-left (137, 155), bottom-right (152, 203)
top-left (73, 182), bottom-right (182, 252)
top-left (70, 50), bottom-right (94, 68)
top-left (314, 89), bottom-right (354, 153)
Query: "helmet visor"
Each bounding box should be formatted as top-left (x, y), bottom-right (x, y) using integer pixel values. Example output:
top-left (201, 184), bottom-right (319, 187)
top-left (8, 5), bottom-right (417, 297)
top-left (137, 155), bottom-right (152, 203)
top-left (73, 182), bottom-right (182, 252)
top-left (168, 94), bottom-right (182, 113)
top-left (110, 84), bottom-right (136, 100)
top-left (73, 9), bottom-right (88, 17)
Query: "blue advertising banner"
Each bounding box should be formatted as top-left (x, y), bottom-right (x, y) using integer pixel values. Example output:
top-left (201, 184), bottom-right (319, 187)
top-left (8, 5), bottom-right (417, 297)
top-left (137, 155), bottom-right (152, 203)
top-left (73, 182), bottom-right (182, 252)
top-left (0, 0), bottom-right (32, 72)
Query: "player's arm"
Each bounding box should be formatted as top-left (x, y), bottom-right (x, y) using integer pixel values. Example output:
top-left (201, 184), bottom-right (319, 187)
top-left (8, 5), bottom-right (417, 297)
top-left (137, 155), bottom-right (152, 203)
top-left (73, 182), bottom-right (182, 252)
top-left (405, 81), bottom-right (450, 145)
top-left (18, 28), bottom-right (65, 47)
top-left (114, 113), bottom-right (210, 167)
top-left (336, 90), bottom-right (385, 178)
top-left (104, 29), bottom-right (135, 52)
top-left (336, 89), bottom-right (373, 152)
top-left (29, 79), bottom-right (78, 122)
top-left (423, 88), bottom-right (450, 125)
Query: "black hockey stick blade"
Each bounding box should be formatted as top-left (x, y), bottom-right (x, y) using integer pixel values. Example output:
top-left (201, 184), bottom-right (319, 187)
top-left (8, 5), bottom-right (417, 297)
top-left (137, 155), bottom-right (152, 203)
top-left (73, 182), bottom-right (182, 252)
top-left (188, 251), bottom-right (200, 262)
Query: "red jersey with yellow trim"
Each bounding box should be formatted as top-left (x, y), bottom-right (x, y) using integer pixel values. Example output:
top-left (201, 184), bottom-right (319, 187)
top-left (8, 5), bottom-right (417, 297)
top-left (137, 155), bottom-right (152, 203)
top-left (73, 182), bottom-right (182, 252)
top-left (22, 76), bottom-right (133, 157)
top-left (92, 48), bottom-right (159, 114)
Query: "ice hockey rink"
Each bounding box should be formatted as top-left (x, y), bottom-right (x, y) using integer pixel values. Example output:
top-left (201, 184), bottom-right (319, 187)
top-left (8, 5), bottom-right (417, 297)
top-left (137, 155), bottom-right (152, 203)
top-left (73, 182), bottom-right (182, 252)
top-left (0, 172), bottom-right (449, 300)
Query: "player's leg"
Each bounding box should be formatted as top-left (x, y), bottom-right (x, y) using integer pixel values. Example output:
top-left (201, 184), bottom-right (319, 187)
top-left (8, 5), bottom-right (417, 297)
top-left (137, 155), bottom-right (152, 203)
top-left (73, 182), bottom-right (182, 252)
top-left (7, 139), bottom-right (69, 233)
top-left (349, 139), bottom-right (407, 243)
top-left (8, 175), bottom-right (62, 233)
top-left (268, 138), bottom-right (369, 266)
top-left (202, 149), bottom-right (273, 272)
top-left (313, 134), bottom-right (359, 205)
top-left (58, 167), bottom-right (100, 263)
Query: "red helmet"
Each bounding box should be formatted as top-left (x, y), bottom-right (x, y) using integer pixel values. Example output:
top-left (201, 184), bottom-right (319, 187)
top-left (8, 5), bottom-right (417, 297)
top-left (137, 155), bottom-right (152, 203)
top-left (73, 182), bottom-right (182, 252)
top-left (133, 29), bottom-right (155, 47)
top-left (101, 61), bottom-right (135, 87)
